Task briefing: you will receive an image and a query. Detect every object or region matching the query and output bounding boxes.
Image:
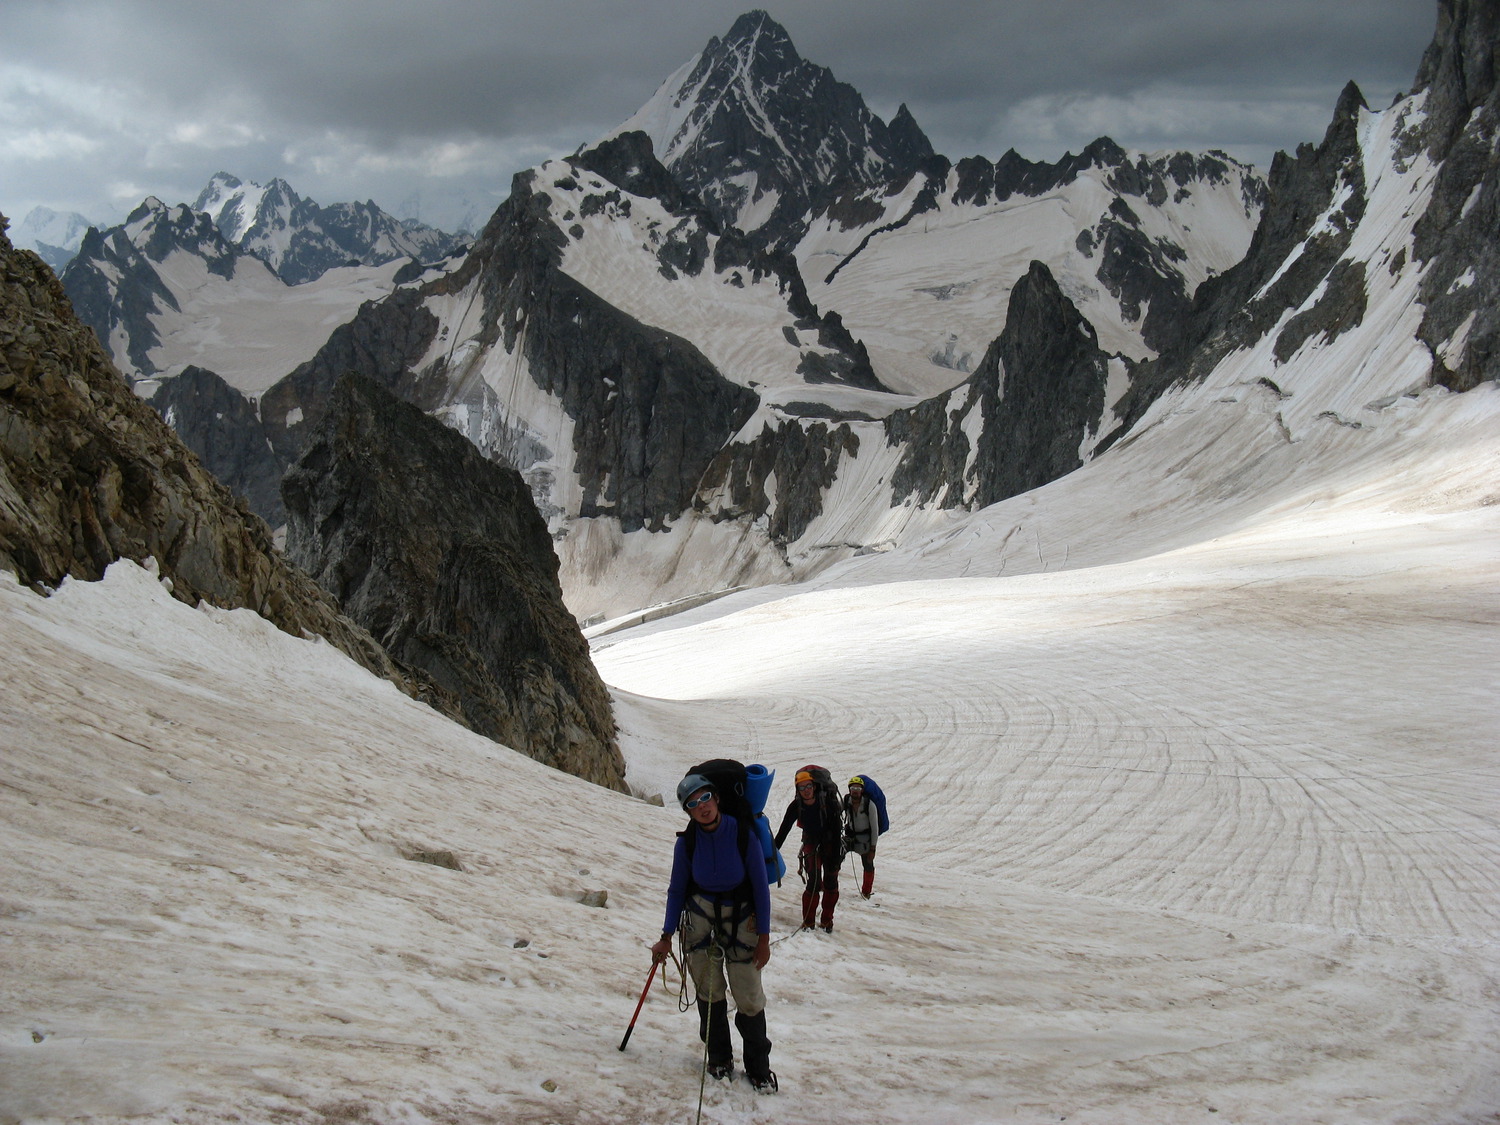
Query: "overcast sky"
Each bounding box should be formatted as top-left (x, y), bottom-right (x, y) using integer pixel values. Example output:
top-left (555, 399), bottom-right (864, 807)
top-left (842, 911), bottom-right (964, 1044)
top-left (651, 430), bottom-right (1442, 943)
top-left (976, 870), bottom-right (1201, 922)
top-left (2, 0), bottom-right (1436, 234)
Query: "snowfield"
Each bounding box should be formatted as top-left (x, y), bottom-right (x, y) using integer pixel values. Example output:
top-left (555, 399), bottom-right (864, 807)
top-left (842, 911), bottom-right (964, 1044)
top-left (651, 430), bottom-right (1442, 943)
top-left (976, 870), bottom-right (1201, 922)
top-left (138, 256), bottom-right (411, 396)
top-left (3, 373), bottom-right (1498, 1123)
top-left (5, 59), bottom-right (1499, 1125)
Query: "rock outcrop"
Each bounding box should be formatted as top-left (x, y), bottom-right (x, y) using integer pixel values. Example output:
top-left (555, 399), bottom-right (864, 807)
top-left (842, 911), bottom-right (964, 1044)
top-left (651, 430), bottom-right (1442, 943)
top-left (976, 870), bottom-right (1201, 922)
top-left (1108, 81), bottom-right (1374, 436)
top-left (885, 261), bottom-right (1113, 508)
top-left (0, 215), bottom-right (407, 691)
top-left (1410, 0), bottom-right (1500, 391)
top-left (149, 365), bottom-right (287, 526)
top-left (282, 373), bottom-right (625, 791)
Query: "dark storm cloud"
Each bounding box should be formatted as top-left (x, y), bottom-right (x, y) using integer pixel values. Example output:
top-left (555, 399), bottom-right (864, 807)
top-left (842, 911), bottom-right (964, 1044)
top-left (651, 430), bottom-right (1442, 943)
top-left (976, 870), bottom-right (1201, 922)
top-left (1, 0), bottom-right (1437, 231)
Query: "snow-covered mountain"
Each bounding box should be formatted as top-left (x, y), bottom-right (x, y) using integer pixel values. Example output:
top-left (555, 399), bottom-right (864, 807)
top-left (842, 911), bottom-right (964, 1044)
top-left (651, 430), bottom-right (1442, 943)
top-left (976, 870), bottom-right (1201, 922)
top-left (10, 205), bottom-right (97, 272)
top-left (44, 6), bottom-right (1500, 640)
top-left (59, 196), bottom-right (424, 389)
top-left (193, 172), bottom-right (466, 285)
top-left (612, 9), bottom-right (935, 250)
top-left (234, 15), bottom-right (1261, 622)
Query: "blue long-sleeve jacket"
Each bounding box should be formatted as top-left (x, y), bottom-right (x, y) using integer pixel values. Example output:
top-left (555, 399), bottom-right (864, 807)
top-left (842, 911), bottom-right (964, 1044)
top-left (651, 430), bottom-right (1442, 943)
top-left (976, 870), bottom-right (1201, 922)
top-left (662, 813), bottom-right (772, 936)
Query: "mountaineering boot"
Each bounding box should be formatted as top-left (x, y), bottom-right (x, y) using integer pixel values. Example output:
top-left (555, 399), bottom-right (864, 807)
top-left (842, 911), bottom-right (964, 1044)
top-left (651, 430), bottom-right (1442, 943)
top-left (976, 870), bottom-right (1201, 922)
top-left (736, 1010), bottom-right (777, 1093)
top-left (861, 867), bottom-right (875, 898)
top-left (704, 999), bottom-right (733, 1077)
top-left (820, 889), bottom-right (840, 932)
top-left (801, 888), bottom-right (819, 929)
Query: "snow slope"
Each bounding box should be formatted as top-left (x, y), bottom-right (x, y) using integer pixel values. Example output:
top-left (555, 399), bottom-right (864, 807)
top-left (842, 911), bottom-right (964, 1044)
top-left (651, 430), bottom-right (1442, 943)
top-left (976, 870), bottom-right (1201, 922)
top-left (139, 255), bottom-right (411, 396)
top-left (794, 158), bottom-right (1258, 398)
top-left (3, 357), bottom-right (1497, 1124)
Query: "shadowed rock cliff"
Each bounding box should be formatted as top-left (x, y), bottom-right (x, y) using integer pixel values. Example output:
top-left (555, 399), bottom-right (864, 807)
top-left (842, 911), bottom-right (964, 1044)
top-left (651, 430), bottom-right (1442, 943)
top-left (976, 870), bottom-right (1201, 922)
top-left (282, 373), bottom-right (625, 791)
top-left (149, 365), bottom-right (287, 526)
top-left (886, 261), bottom-right (1113, 509)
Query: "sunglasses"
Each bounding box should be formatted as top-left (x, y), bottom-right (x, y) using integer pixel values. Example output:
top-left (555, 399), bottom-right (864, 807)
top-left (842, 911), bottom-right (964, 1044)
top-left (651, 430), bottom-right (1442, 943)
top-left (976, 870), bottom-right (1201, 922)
top-left (684, 791), bottom-right (716, 810)
top-left (797, 783), bottom-right (815, 793)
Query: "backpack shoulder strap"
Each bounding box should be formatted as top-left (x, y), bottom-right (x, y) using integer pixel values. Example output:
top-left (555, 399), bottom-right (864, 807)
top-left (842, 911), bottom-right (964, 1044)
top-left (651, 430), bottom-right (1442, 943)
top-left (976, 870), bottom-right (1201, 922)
top-left (679, 823), bottom-right (699, 894)
top-left (736, 813), bottom-right (753, 864)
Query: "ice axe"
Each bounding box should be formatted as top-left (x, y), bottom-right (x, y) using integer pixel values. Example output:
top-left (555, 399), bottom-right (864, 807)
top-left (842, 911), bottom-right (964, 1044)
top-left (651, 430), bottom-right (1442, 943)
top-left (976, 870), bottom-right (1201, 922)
top-left (618, 959), bottom-right (661, 1051)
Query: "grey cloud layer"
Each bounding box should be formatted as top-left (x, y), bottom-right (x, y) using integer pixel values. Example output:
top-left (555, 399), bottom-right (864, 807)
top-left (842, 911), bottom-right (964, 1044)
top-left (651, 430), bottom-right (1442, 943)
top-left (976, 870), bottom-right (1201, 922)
top-left (1, 0), bottom-right (1434, 228)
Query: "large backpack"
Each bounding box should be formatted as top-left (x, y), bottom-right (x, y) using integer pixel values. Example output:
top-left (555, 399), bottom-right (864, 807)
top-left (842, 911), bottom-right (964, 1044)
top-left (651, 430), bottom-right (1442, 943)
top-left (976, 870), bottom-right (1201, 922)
top-left (849, 773), bottom-right (890, 834)
top-left (683, 758), bottom-right (785, 886)
top-left (796, 763), bottom-right (847, 847)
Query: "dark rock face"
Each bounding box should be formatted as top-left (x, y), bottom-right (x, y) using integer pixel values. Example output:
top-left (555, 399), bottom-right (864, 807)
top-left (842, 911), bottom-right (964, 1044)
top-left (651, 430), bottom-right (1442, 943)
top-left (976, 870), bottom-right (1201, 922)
top-left (573, 131), bottom-right (708, 220)
top-left (259, 286), bottom-right (445, 468)
top-left (969, 263), bottom-right (1112, 507)
top-left (1109, 83), bottom-right (1373, 437)
top-left (443, 170), bottom-right (763, 533)
top-left (149, 366), bottom-right (287, 525)
top-left (282, 373), bottom-right (625, 791)
top-left (887, 262), bottom-right (1112, 509)
top-left (0, 216), bottom-right (407, 691)
top-left (697, 418), bottom-right (860, 545)
top-left (1410, 0), bottom-right (1500, 391)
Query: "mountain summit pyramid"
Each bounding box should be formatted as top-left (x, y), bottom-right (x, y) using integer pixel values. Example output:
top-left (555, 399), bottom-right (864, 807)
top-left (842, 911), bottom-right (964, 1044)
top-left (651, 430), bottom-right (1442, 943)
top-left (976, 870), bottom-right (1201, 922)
top-left (613, 9), bottom-right (935, 247)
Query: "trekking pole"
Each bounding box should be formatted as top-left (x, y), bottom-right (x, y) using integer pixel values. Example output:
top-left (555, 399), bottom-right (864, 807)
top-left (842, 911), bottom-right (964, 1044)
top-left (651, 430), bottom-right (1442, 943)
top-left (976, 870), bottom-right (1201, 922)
top-left (617, 959), bottom-right (660, 1051)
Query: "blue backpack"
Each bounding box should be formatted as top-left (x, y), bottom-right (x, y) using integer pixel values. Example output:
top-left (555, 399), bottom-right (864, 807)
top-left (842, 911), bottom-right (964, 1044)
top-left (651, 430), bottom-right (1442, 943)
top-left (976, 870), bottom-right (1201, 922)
top-left (849, 774), bottom-right (890, 833)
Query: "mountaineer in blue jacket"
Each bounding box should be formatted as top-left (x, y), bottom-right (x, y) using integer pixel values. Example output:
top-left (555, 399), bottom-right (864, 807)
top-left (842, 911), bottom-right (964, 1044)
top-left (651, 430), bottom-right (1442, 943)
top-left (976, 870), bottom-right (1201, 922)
top-left (651, 773), bottom-right (777, 1092)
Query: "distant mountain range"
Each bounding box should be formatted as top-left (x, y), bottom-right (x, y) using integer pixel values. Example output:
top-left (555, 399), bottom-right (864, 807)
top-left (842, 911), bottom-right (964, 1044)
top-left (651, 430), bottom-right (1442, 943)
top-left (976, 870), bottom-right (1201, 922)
top-left (192, 173), bottom-right (466, 285)
top-left (11, 206), bottom-right (96, 272)
top-left (57, 178), bottom-right (469, 385)
top-left (43, 3), bottom-right (1500, 629)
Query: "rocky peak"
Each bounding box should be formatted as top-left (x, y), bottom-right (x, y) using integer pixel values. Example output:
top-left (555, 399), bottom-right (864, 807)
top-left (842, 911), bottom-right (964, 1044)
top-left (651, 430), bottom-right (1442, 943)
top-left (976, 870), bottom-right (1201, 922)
top-left (614, 10), bottom-right (935, 248)
top-left (887, 103), bottom-right (937, 167)
top-left (885, 261), bottom-right (1113, 510)
top-left (1410, 0), bottom-right (1500, 390)
top-left (719, 8), bottom-right (797, 68)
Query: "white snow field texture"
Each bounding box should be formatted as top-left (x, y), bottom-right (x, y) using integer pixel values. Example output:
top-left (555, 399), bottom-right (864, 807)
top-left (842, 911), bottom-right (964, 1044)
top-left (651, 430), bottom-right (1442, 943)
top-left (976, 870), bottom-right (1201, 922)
top-left (3, 358), bottom-right (1498, 1124)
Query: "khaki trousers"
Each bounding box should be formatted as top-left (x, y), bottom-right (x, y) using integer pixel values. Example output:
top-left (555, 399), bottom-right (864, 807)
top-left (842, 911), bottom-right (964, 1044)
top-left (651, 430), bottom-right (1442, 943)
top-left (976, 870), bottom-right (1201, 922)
top-left (681, 894), bottom-right (766, 1017)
